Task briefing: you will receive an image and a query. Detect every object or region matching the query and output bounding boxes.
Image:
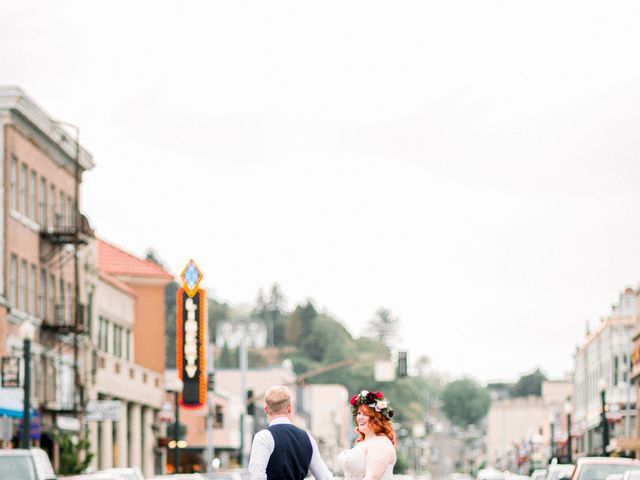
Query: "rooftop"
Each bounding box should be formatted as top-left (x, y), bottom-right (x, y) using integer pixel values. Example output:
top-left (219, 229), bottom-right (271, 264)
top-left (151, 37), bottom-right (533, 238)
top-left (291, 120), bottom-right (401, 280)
top-left (97, 238), bottom-right (173, 281)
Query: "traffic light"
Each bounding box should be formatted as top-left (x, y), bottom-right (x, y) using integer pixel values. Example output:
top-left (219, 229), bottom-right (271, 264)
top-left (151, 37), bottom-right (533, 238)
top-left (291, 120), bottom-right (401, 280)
top-left (246, 389), bottom-right (256, 416)
top-left (397, 351), bottom-right (408, 378)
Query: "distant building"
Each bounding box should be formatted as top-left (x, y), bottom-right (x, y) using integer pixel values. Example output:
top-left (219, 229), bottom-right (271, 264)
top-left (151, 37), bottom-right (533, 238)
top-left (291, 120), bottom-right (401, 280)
top-left (85, 238), bottom-right (173, 477)
top-left (303, 384), bottom-right (351, 472)
top-left (573, 287), bottom-right (636, 456)
top-left (485, 395), bottom-right (548, 470)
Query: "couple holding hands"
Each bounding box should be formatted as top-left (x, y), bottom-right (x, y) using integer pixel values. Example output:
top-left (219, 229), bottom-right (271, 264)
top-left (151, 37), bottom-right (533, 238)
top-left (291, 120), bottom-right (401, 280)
top-left (248, 386), bottom-right (397, 480)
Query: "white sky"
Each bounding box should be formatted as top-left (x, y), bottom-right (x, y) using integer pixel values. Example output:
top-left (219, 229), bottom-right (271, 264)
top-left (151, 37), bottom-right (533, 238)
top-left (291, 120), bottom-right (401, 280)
top-left (2, 0), bottom-right (640, 383)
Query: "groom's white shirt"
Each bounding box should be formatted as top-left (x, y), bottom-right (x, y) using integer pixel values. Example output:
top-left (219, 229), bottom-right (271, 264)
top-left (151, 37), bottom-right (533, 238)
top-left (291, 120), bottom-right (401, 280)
top-left (248, 417), bottom-right (333, 480)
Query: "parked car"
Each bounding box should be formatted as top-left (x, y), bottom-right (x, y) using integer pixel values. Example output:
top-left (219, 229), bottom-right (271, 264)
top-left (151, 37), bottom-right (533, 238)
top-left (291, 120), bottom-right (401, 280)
top-left (624, 471), bottom-right (640, 480)
top-left (98, 468), bottom-right (144, 480)
top-left (59, 474), bottom-right (125, 480)
top-left (564, 457), bottom-right (640, 480)
top-left (604, 474), bottom-right (624, 480)
top-left (203, 470), bottom-right (250, 480)
top-left (477, 468), bottom-right (505, 480)
top-left (547, 464), bottom-right (575, 480)
top-left (0, 448), bottom-right (57, 480)
top-left (152, 475), bottom-right (206, 480)
top-left (531, 469), bottom-right (548, 480)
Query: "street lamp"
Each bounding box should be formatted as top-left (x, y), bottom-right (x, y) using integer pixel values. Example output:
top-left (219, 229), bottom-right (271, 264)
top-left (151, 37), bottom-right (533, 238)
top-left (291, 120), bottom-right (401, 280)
top-left (20, 319), bottom-right (36, 449)
top-left (168, 378), bottom-right (183, 473)
top-left (548, 414), bottom-right (556, 464)
top-left (599, 378), bottom-right (609, 457)
top-left (564, 399), bottom-right (573, 464)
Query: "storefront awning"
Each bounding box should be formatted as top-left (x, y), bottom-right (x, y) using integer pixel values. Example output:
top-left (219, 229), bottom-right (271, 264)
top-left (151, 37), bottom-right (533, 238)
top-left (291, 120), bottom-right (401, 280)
top-left (0, 388), bottom-right (31, 418)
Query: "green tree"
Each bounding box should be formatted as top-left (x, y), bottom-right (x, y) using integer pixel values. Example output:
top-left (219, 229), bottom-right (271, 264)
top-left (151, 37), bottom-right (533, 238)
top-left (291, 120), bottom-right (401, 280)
top-left (252, 284), bottom-right (287, 347)
top-left (367, 307), bottom-right (400, 346)
top-left (286, 301), bottom-right (317, 346)
top-left (55, 431), bottom-right (93, 475)
top-left (208, 297), bottom-right (231, 345)
top-left (511, 368), bottom-right (547, 397)
top-left (268, 284), bottom-right (287, 346)
top-left (441, 378), bottom-right (491, 426)
top-left (300, 314), bottom-right (353, 362)
top-left (218, 341), bottom-right (238, 368)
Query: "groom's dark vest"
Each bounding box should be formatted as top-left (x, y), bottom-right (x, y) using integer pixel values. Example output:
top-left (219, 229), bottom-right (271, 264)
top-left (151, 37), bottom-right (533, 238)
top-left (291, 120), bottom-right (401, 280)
top-left (266, 424), bottom-right (313, 480)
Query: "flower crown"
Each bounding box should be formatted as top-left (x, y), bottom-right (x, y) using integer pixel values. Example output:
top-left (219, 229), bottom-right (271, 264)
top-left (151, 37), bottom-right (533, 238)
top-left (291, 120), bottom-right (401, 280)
top-left (350, 389), bottom-right (394, 420)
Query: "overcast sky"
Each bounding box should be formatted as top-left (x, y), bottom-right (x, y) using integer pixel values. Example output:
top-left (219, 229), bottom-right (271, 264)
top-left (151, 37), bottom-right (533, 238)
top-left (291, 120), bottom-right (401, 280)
top-left (2, 1), bottom-right (640, 383)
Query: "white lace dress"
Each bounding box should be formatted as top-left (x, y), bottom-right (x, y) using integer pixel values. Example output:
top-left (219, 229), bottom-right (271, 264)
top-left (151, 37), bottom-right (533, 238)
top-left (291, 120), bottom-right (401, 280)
top-left (337, 442), bottom-right (394, 480)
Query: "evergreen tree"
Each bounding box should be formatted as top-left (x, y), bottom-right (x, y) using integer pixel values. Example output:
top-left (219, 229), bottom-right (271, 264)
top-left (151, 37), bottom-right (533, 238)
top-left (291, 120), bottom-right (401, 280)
top-left (367, 307), bottom-right (400, 347)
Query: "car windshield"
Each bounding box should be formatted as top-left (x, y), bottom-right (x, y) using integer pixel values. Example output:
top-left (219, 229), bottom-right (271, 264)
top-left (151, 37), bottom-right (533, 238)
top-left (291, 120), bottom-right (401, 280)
top-left (579, 465), bottom-right (636, 480)
top-left (0, 455), bottom-right (37, 480)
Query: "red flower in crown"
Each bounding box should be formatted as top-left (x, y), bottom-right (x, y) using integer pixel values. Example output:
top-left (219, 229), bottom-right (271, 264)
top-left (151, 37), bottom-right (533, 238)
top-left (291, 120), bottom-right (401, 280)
top-left (350, 394), bottom-right (358, 406)
top-left (375, 391), bottom-right (384, 399)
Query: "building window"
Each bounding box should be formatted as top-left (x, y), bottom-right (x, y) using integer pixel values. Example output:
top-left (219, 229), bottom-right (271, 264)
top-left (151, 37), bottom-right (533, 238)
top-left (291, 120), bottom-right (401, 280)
top-left (29, 170), bottom-right (37, 220)
top-left (215, 405), bottom-right (224, 427)
top-left (39, 268), bottom-right (47, 320)
top-left (58, 278), bottom-right (65, 323)
top-left (105, 320), bottom-right (110, 353)
top-left (66, 283), bottom-right (72, 324)
top-left (97, 317), bottom-right (103, 351)
top-left (58, 191), bottom-right (64, 228)
top-left (126, 330), bottom-right (131, 361)
top-left (67, 195), bottom-right (74, 229)
top-left (10, 156), bottom-right (18, 211)
top-left (49, 185), bottom-right (56, 229)
top-left (9, 254), bottom-right (17, 307)
top-left (46, 359), bottom-right (57, 402)
top-left (39, 177), bottom-right (47, 227)
top-left (86, 291), bottom-right (93, 338)
top-left (19, 259), bottom-right (27, 311)
top-left (29, 264), bottom-right (36, 315)
top-left (20, 163), bottom-right (28, 214)
top-left (113, 325), bottom-right (120, 357)
top-left (48, 274), bottom-right (55, 323)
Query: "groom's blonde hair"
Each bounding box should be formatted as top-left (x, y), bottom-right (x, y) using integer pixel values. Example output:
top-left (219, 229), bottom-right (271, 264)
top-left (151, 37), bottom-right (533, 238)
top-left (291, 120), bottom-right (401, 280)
top-left (264, 385), bottom-right (291, 414)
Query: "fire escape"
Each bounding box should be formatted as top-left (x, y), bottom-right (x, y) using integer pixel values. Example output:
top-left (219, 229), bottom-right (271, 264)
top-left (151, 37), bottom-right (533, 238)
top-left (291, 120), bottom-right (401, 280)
top-left (37, 124), bottom-right (93, 416)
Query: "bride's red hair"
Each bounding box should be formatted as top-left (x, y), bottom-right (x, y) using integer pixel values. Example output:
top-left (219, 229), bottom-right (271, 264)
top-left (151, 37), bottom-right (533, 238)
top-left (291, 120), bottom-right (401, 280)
top-left (354, 404), bottom-right (396, 445)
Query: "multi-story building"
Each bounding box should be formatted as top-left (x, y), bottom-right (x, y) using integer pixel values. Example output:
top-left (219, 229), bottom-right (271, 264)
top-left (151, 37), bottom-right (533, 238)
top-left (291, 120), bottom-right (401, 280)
top-left (485, 395), bottom-right (549, 470)
top-left (0, 86), bottom-right (95, 466)
top-left (303, 383), bottom-right (351, 472)
top-left (573, 287), bottom-right (636, 456)
top-left (85, 238), bottom-right (172, 477)
top-left (0, 87), bottom-right (174, 477)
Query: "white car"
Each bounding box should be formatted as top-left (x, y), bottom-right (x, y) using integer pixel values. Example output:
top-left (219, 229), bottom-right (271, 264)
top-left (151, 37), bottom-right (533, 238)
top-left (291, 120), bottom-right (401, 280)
top-left (59, 474), bottom-right (126, 480)
top-left (99, 468), bottom-right (145, 480)
top-left (0, 448), bottom-right (57, 480)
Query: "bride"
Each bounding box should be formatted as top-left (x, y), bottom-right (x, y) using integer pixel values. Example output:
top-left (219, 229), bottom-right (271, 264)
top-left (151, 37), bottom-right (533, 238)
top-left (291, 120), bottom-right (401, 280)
top-left (338, 390), bottom-right (397, 480)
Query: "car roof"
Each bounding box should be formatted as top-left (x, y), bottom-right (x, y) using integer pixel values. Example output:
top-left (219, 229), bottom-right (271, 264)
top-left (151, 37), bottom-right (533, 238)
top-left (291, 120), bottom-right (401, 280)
top-left (578, 458), bottom-right (640, 465)
top-left (0, 448), bottom-right (39, 456)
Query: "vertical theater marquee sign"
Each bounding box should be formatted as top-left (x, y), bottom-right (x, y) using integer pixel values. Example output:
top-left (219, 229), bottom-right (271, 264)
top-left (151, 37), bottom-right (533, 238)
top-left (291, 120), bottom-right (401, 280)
top-left (176, 259), bottom-right (206, 408)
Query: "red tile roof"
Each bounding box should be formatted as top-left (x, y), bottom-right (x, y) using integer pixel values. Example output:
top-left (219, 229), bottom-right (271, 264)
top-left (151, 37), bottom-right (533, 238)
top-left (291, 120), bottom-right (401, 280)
top-left (97, 238), bottom-right (174, 280)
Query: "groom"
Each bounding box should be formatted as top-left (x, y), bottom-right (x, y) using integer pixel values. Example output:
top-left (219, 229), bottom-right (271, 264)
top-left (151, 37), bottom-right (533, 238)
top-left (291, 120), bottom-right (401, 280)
top-left (248, 385), bottom-right (333, 480)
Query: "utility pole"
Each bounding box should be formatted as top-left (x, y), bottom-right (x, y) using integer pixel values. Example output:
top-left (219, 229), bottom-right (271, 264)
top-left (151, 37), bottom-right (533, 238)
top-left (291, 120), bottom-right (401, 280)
top-left (205, 341), bottom-right (215, 473)
top-left (239, 320), bottom-right (248, 467)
